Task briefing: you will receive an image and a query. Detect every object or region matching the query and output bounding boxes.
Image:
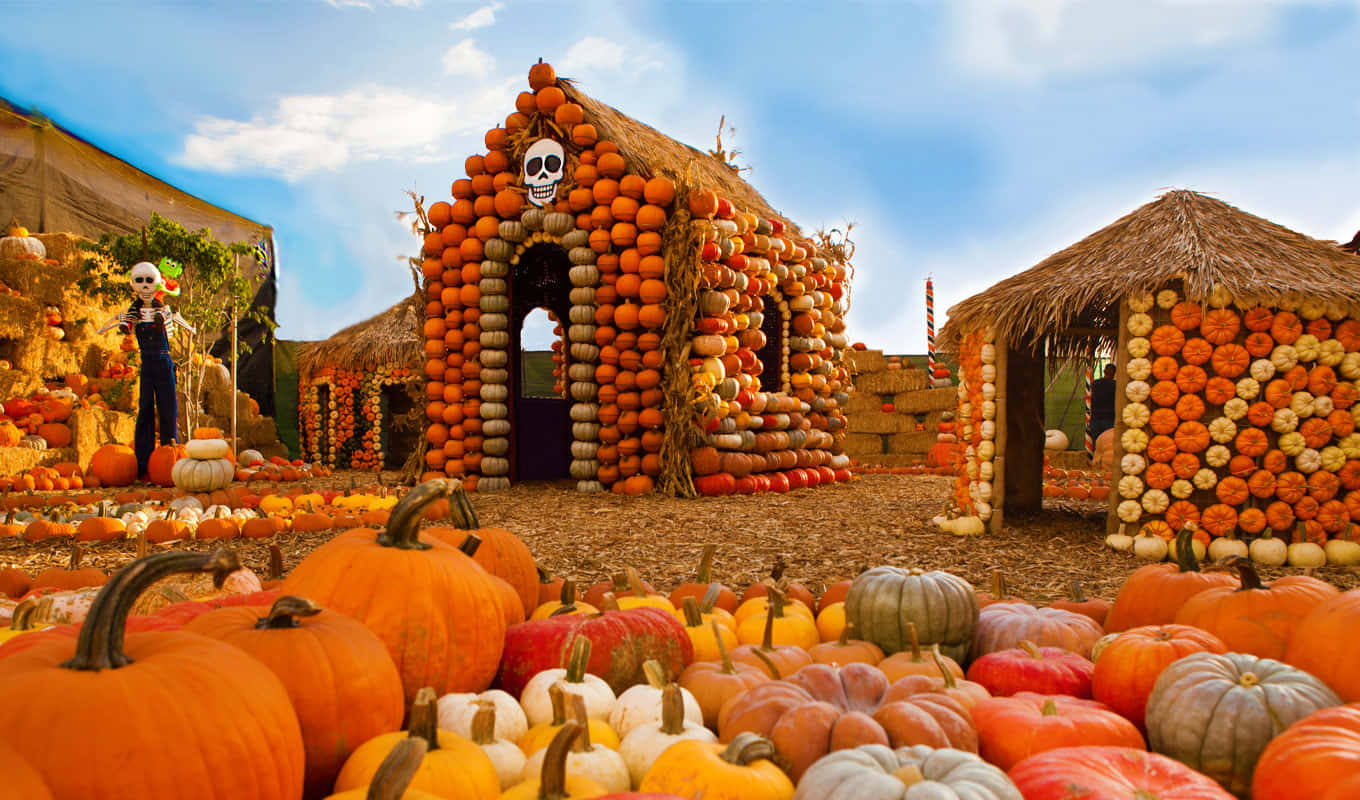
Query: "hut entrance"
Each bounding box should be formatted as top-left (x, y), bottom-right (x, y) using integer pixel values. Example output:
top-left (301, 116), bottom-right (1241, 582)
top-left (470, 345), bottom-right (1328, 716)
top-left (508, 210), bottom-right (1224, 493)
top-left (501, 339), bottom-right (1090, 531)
top-left (314, 383), bottom-right (331, 457)
top-left (510, 244), bottom-right (573, 483)
top-left (756, 299), bottom-right (786, 392)
top-left (380, 384), bottom-right (419, 469)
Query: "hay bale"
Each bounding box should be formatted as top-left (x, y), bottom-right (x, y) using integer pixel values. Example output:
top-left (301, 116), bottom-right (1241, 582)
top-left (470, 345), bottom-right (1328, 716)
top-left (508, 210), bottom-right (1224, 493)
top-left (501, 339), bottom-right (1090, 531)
top-left (888, 432), bottom-right (937, 454)
top-left (239, 417), bottom-right (278, 449)
top-left (847, 412), bottom-right (915, 434)
top-left (842, 432), bottom-right (886, 456)
top-left (1048, 450), bottom-right (1093, 470)
top-left (843, 393), bottom-right (887, 414)
top-left (69, 406), bottom-right (135, 467)
top-left (856, 369), bottom-right (929, 394)
top-left (854, 452), bottom-right (922, 468)
top-left (0, 446), bottom-right (75, 476)
top-left (891, 387), bottom-right (957, 415)
top-left (0, 368), bottom-right (42, 400)
top-left (845, 349), bottom-right (887, 374)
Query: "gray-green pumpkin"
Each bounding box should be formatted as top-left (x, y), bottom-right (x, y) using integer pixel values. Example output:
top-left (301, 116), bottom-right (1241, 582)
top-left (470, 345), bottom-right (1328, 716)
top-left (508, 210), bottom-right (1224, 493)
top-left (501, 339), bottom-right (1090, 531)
top-left (792, 744), bottom-right (1021, 800)
top-left (844, 567), bottom-right (979, 662)
top-left (1145, 650), bottom-right (1341, 796)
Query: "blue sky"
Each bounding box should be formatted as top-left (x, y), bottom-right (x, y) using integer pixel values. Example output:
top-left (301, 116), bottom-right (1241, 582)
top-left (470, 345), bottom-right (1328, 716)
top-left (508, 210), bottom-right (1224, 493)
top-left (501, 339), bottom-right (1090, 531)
top-left (2, 0), bottom-right (1358, 352)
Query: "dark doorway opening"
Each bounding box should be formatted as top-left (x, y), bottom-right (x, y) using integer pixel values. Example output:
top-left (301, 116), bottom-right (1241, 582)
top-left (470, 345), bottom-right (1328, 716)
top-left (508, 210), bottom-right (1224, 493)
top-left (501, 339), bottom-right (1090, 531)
top-left (510, 243), bottom-right (573, 482)
top-left (314, 383), bottom-right (331, 462)
top-left (381, 384), bottom-right (419, 469)
top-left (756, 302), bottom-right (785, 393)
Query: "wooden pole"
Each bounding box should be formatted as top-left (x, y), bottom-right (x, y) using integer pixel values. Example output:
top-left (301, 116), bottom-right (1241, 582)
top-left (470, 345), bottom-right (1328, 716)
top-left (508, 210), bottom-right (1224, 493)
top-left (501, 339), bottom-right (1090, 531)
top-left (1107, 297), bottom-right (1132, 535)
top-left (231, 254), bottom-right (239, 458)
top-left (990, 331), bottom-right (1008, 535)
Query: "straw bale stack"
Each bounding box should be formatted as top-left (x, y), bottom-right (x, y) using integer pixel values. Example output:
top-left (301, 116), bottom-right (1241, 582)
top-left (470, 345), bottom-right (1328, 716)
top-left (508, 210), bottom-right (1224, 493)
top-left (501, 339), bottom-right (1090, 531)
top-left (842, 349), bottom-right (956, 464)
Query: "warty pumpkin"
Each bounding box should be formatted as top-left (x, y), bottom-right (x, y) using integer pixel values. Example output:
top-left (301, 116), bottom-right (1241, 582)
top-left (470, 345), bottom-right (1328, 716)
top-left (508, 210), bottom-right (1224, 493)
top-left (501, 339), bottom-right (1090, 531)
top-left (0, 550), bottom-right (306, 799)
top-left (184, 595), bottom-right (406, 800)
top-left (281, 479), bottom-right (508, 705)
top-left (1008, 746), bottom-right (1234, 800)
top-left (1145, 651), bottom-right (1341, 795)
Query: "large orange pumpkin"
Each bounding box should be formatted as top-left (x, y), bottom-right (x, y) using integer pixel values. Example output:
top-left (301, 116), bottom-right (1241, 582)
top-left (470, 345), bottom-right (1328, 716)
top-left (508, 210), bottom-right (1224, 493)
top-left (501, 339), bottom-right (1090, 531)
top-left (281, 480), bottom-right (508, 705)
top-left (1285, 590), bottom-right (1360, 701)
top-left (0, 550), bottom-right (306, 798)
top-left (147, 443), bottom-right (187, 487)
top-left (423, 487), bottom-right (538, 617)
top-left (1253, 703), bottom-right (1360, 800)
top-left (89, 443), bottom-right (139, 486)
top-left (1104, 529), bottom-right (1239, 632)
top-left (1091, 624), bottom-right (1227, 733)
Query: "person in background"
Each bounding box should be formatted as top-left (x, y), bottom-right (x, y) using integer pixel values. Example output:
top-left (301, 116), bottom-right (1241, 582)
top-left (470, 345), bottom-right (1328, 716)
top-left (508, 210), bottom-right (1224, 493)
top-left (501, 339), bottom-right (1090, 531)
top-left (1089, 363), bottom-right (1117, 444)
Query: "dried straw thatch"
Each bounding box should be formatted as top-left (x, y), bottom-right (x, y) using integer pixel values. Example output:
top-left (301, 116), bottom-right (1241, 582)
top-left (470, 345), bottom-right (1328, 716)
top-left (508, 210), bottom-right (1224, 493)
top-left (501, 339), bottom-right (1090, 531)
top-left (297, 294), bottom-right (421, 380)
top-left (941, 190), bottom-right (1360, 355)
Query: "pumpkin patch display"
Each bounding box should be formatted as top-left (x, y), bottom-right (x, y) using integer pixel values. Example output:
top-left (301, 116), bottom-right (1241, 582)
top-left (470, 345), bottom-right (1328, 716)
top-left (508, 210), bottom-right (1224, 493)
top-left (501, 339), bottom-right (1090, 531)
top-left (414, 60), bottom-right (853, 494)
top-left (171, 433), bottom-right (234, 492)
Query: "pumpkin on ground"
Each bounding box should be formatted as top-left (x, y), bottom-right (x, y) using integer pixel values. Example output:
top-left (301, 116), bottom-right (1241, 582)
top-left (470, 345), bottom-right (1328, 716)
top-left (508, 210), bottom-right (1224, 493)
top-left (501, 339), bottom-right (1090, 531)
top-left (89, 443), bottom-right (138, 486)
top-left (678, 621), bottom-right (771, 728)
top-left (1173, 556), bottom-right (1338, 660)
top-left (972, 693), bottom-right (1144, 771)
top-left (173, 437), bottom-right (234, 492)
top-left (1285, 588), bottom-right (1360, 700)
top-left (184, 595), bottom-right (406, 800)
top-left (1048, 581), bottom-right (1110, 627)
top-left (281, 479), bottom-right (508, 704)
top-left (845, 566), bottom-right (979, 662)
top-left (146, 443), bottom-right (187, 487)
top-left (1103, 527), bottom-right (1238, 631)
top-left (1008, 746), bottom-right (1234, 800)
top-left (0, 550), bottom-right (306, 799)
top-left (1091, 624), bottom-right (1227, 732)
top-left (1145, 650), bottom-right (1342, 795)
top-left (792, 744), bottom-right (1021, 800)
top-left (971, 602), bottom-right (1105, 659)
top-left (324, 738), bottom-right (439, 800)
top-left (637, 733), bottom-right (795, 800)
top-left (717, 661), bottom-right (978, 780)
top-left (1252, 703), bottom-right (1360, 800)
top-left (967, 641), bottom-right (1094, 698)
top-left (423, 487), bottom-right (538, 616)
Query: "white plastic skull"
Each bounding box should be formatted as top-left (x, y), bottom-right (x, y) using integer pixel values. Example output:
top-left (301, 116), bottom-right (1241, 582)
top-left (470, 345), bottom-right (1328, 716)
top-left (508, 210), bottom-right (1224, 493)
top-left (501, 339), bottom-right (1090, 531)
top-left (522, 138), bottom-right (565, 207)
top-left (130, 262), bottom-right (161, 302)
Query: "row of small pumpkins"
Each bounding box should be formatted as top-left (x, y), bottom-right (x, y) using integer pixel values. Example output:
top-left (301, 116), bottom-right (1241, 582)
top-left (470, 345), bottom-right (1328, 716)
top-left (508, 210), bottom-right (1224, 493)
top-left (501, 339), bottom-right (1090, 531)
top-left (4, 481), bottom-right (1360, 798)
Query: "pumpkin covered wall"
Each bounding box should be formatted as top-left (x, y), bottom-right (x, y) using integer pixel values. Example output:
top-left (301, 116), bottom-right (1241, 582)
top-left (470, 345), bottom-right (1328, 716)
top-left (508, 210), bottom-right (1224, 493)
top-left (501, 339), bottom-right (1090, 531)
top-left (418, 61), bottom-right (854, 495)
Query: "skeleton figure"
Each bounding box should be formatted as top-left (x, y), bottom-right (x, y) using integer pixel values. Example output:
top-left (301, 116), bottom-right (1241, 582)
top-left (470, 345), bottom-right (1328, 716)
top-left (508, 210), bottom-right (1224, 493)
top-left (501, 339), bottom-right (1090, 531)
top-left (522, 138), bottom-right (566, 207)
top-left (96, 260), bottom-right (197, 479)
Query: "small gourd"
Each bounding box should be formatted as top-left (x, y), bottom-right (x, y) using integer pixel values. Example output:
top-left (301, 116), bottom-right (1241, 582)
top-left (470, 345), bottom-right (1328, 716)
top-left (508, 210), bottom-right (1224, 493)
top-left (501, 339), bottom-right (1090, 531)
top-left (520, 637), bottom-right (615, 725)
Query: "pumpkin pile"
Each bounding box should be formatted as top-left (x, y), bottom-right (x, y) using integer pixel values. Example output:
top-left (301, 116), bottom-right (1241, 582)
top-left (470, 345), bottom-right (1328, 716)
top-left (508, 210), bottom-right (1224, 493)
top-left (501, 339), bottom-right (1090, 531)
top-left (2, 478), bottom-right (1360, 798)
top-left (413, 60), bottom-right (852, 495)
top-left (1041, 466), bottom-right (1111, 502)
top-left (299, 364), bottom-right (417, 470)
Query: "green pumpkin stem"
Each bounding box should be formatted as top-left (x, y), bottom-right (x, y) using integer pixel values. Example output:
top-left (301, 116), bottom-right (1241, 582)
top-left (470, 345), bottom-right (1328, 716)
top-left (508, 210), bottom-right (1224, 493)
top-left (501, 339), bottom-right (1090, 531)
top-left (682, 595), bottom-right (704, 627)
top-left (695, 544), bottom-right (716, 584)
top-left (62, 549), bottom-right (239, 672)
top-left (1173, 526), bottom-right (1201, 572)
top-left (642, 659), bottom-right (668, 689)
top-left (378, 479), bottom-right (456, 551)
top-left (449, 485), bottom-right (480, 530)
top-left (712, 619), bottom-right (740, 675)
top-left (748, 645), bottom-right (783, 680)
top-left (564, 636), bottom-right (592, 683)
top-left (1227, 555), bottom-right (1265, 591)
top-left (406, 687), bottom-right (441, 751)
top-left (538, 721), bottom-right (583, 800)
top-left (1019, 640), bottom-right (1043, 659)
top-left (256, 595), bottom-right (322, 629)
top-left (1041, 698), bottom-right (1059, 717)
top-left (364, 737), bottom-right (429, 800)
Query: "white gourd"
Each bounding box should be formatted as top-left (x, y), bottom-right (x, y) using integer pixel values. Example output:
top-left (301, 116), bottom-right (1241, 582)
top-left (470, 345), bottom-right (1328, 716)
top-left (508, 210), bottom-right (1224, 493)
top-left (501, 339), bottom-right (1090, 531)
top-left (520, 640), bottom-right (616, 725)
top-left (519, 693), bottom-right (629, 793)
top-left (437, 689), bottom-right (528, 743)
top-left (467, 701), bottom-right (528, 790)
top-left (608, 661), bottom-right (703, 740)
top-left (618, 683), bottom-right (715, 787)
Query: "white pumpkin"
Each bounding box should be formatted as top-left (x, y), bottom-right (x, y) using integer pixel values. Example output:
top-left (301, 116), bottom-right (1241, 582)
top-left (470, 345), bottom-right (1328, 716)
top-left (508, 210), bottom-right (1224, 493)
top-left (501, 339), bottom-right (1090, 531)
top-left (1294, 334), bottom-right (1321, 363)
top-left (185, 437), bottom-right (229, 460)
top-left (467, 701), bottom-right (528, 790)
top-left (1272, 344), bottom-right (1299, 372)
top-left (1127, 291), bottom-right (1155, 313)
top-left (1288, 541), bottom-right (1327, 568)
top-left (1209, 536), bottom-right (1249, 562)
top-left (521, 640), bottom-right (615, 725)
top-left (1127, 312), bottom-right (1155, 337)
top-left (1117, 476), bottom-right (1145, 500)
top-left (1122, 402), bottom-right (1150, 429)
top-left (1121, 428), bottom-right (1149, 454)
top-left (1106, 524), bottom-right (1135, 552)
top-left (1125, 380), bottom-right (1151, 403)
top-left (0, 222), bottom-right (45, 260)
top-left (1278, 431), bottom-right (1307, 457)
top-left (618, 684), bottom-right (715, 787)
top-left (1235, 377), bottom-right (1261, 400)
top-left (238, 449), bottom-right (265, 467)
top-left (1249, 533), bottom-right (1288, 566)
top-left (1127, 336), bottom-right (1151, 358)
top-left (1134, 529), bottom-right (1169, 562)
top-left (1223, 397), bottom-right (1249, 421)
top-left (1141, 489), bottom-right (1169, 514)
top-left (1155, 289), bottom-right (1180, 309)
top-left (1169, 479), bottom-right (1194, 500)
top-left (608, 663), bottom-right (703, 740)
top-left (171, 457), bottom-right (234, 492)
top-left (1117, 499), bottom-right (1143, 523)
top-left (1318, 338), bottom-right (1346, 367)
top-left (1250, 359), bottom-right (1276, 382)
top-left (519, 692), bottom-right (629, 793)
top-left (1044, 429), bottom-right (1069, 452)
top-left (438, 689), bottom-right (528, 743)
top-left (1325, 537), bottom-right (1360, 566)
top-left (1121, 453), bottom-right (1147, 476)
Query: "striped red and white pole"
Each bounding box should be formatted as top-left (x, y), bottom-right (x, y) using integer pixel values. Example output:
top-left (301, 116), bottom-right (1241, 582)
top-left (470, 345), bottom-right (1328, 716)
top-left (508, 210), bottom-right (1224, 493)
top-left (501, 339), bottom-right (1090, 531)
top-left (1084, 359), bottom-right (1094, 457)
top-left (926, 277), bottom-right (935, 374)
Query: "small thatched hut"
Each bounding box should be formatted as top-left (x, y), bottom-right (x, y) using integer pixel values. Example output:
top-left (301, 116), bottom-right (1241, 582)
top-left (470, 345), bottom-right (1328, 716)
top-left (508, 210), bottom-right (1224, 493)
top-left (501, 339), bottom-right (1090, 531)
top-left (416, 61), bottom-right (854, 494)
top-left (297, 296), bottom-right (423, 470)
top-left (941, 189), bottom-right (1360, 539)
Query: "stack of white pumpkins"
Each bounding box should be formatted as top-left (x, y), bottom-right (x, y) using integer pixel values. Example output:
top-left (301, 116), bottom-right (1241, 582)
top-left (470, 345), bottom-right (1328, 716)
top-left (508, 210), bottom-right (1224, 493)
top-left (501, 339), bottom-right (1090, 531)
top-left (171, 433), bottom-right (236, 492)
top-left (958, 327), bottom-right (998, 524)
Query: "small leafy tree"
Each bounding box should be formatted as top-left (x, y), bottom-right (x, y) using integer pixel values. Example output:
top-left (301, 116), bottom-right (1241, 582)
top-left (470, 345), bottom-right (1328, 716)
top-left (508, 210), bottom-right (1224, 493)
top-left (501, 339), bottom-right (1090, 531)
top-left (79, 213), bottom-right (275, 439)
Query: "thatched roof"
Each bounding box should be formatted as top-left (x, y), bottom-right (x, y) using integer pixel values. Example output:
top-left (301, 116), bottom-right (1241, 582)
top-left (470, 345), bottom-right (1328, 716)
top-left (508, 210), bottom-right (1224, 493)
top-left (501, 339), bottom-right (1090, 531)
top-left (941, 190), bottom-right (1360, 355)
top-left (556, 80), bottom-right (800, 235)
top-left (298, 294), bottom-right (421, 379)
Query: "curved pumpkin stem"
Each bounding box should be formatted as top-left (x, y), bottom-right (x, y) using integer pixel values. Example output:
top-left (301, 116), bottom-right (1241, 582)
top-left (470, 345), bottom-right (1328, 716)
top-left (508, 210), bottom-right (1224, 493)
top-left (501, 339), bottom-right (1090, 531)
top-left (720, 732), bottom-right (780, 767)
top-left (1067, 580), bottom-right (1088, 602)
top-left (907, 621), bottom-right (922, 660)
top-left (256, 595), bottom-right (322, 629)
top-left (695, 544), bottom-right (716, 584)
top-left (449, 484), bottom-right (480, 530)
top-left (62, 548), bottom-right (239, 672)
top-left (930, 646), bottom-right (957, 689)
top-left (377, 479), bottom-right (456, 551)
top-left (563, 636), bottom-right (592, 683)
top-left (538, 720), bottom-right (584, 800)
top-left (364, 737), bottom-right (428, 800)
top-left (406, 687), bottom-right (441, 752)
top-left (699, 581), bottom-right (723, 613)
top-left (1018, 640), bottom-right (1043, 659)
top-left (1173, 526), bottom-right (1201, 572)
top-left (7, 597), bottom-right (38, 632)
top-left (681, 595), bottom-right (704, 627)
top-left (470, 700), bottom-right (497, 746)
top-left (1226, 555), bottom-right (1265, 591)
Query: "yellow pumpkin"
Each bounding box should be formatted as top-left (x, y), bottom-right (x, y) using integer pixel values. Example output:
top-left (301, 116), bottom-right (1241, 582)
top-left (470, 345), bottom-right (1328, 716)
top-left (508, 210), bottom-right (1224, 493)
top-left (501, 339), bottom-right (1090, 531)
top-left (501, 722), bottom-right (607, 800)
top-left (638, 733), bottom-right (794, 800)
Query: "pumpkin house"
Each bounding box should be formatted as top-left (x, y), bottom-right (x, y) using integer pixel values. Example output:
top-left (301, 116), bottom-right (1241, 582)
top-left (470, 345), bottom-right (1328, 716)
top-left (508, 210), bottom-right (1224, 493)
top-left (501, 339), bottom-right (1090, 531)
top-left (940, 190), bottom-right (1360, 541)
top-left (298, 296), bottom-right (423, 470)
top-left (419, 61), bottom-right (854, 494)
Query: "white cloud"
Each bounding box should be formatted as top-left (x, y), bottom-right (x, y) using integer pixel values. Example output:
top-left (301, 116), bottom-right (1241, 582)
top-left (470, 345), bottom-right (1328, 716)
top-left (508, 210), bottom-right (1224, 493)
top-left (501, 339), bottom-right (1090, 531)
top-left (948, 0), bottom-right (1353, 83)
top-left (442, 38), bottom-right (493, 76)
top-left (560, 35), bottom-right (662, 78)
top-left (177, 81), bottom-right (516, 180)
top-left (324, 0), bottom-right (422, 8)
top-left (450, 2), bottom-right (502, 31)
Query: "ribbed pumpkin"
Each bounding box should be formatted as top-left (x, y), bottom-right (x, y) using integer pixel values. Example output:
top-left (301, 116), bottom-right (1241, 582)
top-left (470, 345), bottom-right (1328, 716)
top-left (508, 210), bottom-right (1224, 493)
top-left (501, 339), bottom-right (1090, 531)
top-left (972, 693), bottom-right (1144, 771)
top-left (89, 443), bottom-right (138, 486)
top-left (1145, 651), bottom-right (1342, 795)
top-left (281, 480), bottom-right (508, 705)
top-left (423, 486), bottom-right (538, 616)
top-left (845, 567), bottom-right (979, 662)
top-left (792, 744), bottom-right (1020, 800)
top-left (1103, 527), bottom-right (1238, 631)
top-left (638, 733), bottom-right (794, 800)
top-left (1284, 588), bottom-right (1360, 701)
top-left (1091, 624), bottom-right (1226, 732)
top-left (1253, 703), bottom-right (1360, 800)
top-left (184, 596), bottom-right (406, 800)
top-left (971, 603), bottom-right (1104, 660)
top-left (0, 740), bottom-right (52, 799)
top-left (0, 550), bottom-right (305, 799)
top-left (1009, 746), bottom-right (1234, 800)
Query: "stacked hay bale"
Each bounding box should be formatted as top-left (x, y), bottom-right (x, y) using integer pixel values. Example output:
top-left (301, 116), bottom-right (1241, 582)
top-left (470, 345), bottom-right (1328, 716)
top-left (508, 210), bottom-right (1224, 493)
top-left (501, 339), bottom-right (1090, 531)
top-left (842, 349), bottom-right (956, 466)
top-left (196, 359), bottom-right (279, 451)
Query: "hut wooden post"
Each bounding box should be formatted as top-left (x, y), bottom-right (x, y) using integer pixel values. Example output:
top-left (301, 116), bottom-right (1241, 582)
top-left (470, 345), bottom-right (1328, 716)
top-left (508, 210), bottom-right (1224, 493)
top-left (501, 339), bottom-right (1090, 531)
top-left (1107, 297), bottom-right (1132, 535)
top-left (1005, 340), bottom-right (1046, 513)
top-left (990, 332), bottom-right (1008, 534)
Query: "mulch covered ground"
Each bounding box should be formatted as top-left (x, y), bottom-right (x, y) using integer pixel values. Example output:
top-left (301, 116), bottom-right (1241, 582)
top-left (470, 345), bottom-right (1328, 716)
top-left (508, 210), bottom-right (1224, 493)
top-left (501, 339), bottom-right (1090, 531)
top-left (5, 474), bottom-right (1357, 603)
